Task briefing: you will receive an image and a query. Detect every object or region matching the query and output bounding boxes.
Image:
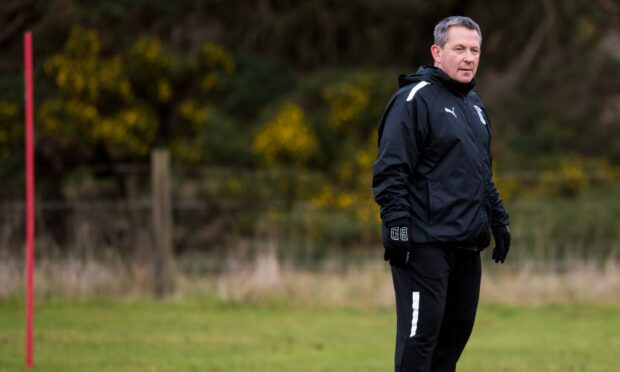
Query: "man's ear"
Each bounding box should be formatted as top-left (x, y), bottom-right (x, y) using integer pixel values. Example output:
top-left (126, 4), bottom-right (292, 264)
top-left (431, 44), bottom-right (442, 65)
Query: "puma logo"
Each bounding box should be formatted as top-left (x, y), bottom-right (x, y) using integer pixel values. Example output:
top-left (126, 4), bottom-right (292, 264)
top-left (444, 107), bottom-right (457, 118)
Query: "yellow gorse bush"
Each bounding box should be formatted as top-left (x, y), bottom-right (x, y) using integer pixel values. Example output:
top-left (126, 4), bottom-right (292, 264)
top-left (45, 27), bottom-right (102, 101)
top-left (170, 100), bottom-right (210, 163)
top-left (493, 173), bottom-right (520, 202)
top-left (128, 35), bottom-right (175, 103)
top-left (532, 159), bottom-right (590, 198)
top-left (309, 133), bottom-right (379, 231)
top-left (202, 43), bottom-right (235, 74)
top-left (201, 43), bottom-right (235, 92)
top-left (41, 27), bottom-right (237, 160)
top-left (92, 106), bottom-right (157, 156)
top-left (321, 76), bottom-right (372, 133)
top-left (179, 100), bottom-right (209, 131)
top-left (253, 103), bottom-right (318, 165)
top-left (497, 158), bottom-right (620, 200)
top-left (41, 27), bottom-right (159, 156)
top-left (40, 99), bottom-right (99, 143)
top-left (45, 27), bottom-right (133, 102)
top-left (100, 57), bottom-right (135, 103)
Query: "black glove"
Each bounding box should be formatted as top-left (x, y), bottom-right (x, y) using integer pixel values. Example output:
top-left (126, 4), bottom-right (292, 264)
top-left (492, 225), bottom-right (511, 263)
top-left (382, 219), bottom-right (412, 269)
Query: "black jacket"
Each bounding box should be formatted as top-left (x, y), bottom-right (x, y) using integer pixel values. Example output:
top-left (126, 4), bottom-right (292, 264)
top-left (372, 66), bottom-right (509, 250)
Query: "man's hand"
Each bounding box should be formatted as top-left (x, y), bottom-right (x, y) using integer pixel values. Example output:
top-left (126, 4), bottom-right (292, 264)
top-left (382, 219), bottom-right (412, 269)
top-left (492, 225), bottom-right (511, 263)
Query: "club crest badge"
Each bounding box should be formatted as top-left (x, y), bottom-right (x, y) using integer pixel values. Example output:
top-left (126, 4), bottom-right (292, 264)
top-left (473, 105), bottom-right (487, 125)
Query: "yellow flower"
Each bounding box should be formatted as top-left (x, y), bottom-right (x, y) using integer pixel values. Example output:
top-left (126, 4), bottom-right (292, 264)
top-left (157, 80), bottom-right (172, 102)
top-left (90, 106), bottom-right (157, 156)
top-left (201, 73), bottom-right (219, 92)
top-left (321, 77), bottom-right (372, 132)
top-left (336, 192), bottom-right (354, 208)
top-left (45, 27), bottom-right (103, 101)
top-left (202, 43), bottom-right (235, 73)
top-left (179, 100), bottom-right (208, 131)
top-left (253, 103), bottom-right (318, 165)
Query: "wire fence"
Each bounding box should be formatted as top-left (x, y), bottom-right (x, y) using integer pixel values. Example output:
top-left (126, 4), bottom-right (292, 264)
top-left (1, 163), bottom-right (620, 270)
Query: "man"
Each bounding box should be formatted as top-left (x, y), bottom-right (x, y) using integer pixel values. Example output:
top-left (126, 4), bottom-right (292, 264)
top-left (372, 16), bottom-right (511, 372)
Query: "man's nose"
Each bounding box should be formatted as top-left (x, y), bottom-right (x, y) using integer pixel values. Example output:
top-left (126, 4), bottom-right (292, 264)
top-left (463, 51), bottom-right (474, 62)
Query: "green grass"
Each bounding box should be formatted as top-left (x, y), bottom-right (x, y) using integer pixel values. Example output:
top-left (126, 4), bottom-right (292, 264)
top-left (461, 304), bottom-right (620, 371)
top-left (0, 300), bottom-right (619, 371)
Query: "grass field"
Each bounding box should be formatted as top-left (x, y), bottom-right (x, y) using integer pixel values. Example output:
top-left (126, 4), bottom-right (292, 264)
top-left (0, 300), bottom-right (619, 371)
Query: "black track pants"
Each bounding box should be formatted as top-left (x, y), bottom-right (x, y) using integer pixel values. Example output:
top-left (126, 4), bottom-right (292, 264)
top-left (391, 246), bottom-right (481, 372)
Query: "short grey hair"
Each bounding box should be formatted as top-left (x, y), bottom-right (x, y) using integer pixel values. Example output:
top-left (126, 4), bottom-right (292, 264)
top-left (433, 16), bottom-right (482, 47)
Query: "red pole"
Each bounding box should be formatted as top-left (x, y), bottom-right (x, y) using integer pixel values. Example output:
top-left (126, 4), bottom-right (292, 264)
top-left (24, 31), bottom-right (35, 369)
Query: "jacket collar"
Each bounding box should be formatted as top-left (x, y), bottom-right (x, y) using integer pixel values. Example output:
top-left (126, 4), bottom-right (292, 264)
top-left (418, 66), bottom-right (476, 97)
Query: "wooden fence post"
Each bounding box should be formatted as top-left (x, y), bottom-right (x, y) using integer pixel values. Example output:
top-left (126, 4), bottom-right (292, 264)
top-left (151, 148), bottom-right (175, 296)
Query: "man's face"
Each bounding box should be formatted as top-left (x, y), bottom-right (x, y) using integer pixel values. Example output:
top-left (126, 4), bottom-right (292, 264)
top-left (431, 26), bottom-right (481, 83)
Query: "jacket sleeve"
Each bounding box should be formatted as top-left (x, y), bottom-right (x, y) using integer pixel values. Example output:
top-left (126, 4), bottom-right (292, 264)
top-left (372, 91), bottom-right (428, 226)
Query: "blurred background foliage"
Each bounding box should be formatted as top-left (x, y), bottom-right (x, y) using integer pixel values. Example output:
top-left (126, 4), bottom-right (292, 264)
top-left (1, 0), bottom-right (619, 263)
